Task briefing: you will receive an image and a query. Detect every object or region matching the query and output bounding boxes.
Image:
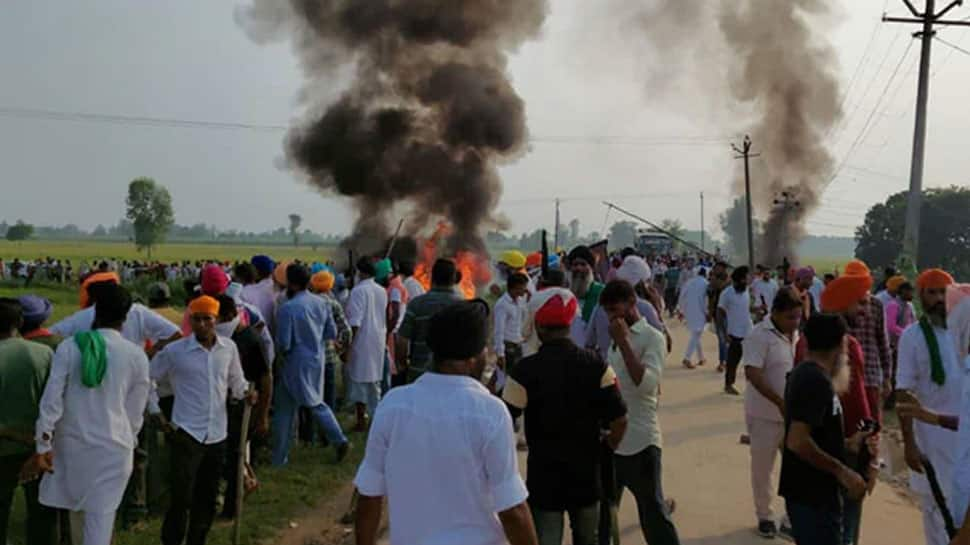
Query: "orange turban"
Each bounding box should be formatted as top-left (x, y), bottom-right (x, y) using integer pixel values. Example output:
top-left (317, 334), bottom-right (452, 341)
top-left (821, 275), bottom-right (870, 313)
top-left (918, 269), bottom-right (954, 290)
top-left (886, 275), bottom-right (906, 293)
top-left (311, 271), bottom-right (335, 293)
top-left (79, 272), bottom-right (120, 308)
top-left (188, 295), bottom-right (220, 317)
top-left (841, 259), bottom-right (873, 291)
top-left (273, 260), bottom-right (292, 287)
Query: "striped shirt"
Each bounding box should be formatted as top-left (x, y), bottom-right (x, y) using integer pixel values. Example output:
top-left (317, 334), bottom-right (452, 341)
top-left (399, 288), bottom-right (463, 373)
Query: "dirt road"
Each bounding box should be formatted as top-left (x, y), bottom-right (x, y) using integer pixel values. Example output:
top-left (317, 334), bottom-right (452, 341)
top-left (294, 319), bottom-right (925, 545)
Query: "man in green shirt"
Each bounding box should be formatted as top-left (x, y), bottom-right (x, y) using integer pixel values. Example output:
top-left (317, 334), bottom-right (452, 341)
top-left (397, 259), bottom-right (463, 383)
top-left (0, 297), bottom-right (58, 545)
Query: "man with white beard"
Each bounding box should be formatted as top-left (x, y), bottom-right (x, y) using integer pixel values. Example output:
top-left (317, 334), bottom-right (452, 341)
top-left (566, 246), bottom-right (604, 347)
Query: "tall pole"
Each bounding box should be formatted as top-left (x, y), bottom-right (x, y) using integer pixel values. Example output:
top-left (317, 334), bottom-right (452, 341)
top-left (700, 191), bottom-right (706, 252)
top-left (732, 135), bottom-right (759, 272)
top-left (554, 198), bottom-right (561, 251)
top-left (884, 0), bottom-right (967, 270)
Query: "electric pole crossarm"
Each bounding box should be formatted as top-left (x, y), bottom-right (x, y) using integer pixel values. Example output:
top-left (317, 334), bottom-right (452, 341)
top-left (902, 0), bottom-right (922, 17)
top-left (883, 16), bottom-right (970, 25)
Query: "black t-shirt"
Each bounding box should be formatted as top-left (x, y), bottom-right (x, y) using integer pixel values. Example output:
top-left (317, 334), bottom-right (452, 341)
top-left (779, 361), bottom-right (845, 510)
top-left (504, 338), bottom-right (627, 510)
top-left (231, 326), bottom-right (270, 388)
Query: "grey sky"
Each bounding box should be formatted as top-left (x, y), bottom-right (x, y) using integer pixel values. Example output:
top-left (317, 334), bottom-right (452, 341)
top-left (1, 1), bottom-right (967, 240)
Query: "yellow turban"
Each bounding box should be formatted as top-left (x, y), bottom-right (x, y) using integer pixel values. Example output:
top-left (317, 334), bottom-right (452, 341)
top-left (886, 275), bottom-right (906, 293)
top-left (918, 269), bottom-right (955, 291)
top-left (188, 295), bottom-right (220, 317)
top-left (821, 275), bottom-right (870, 313)
top-left (500, 250), bottom-right (527, 269)
top-left (311, 271), bottom-right (335, 293)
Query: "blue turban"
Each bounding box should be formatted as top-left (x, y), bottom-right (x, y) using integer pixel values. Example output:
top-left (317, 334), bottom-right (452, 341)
top-left (547, 254), bottom-right (560, 269)
top-left (18, 295), bottom-right (53, 329)
top-left (251, 255), bottom-right (275, 275)
top-left (311, 262), bottom-right (329, 275)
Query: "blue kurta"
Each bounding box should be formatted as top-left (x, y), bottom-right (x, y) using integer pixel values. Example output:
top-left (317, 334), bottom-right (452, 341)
top-left (275, 291), bottom-right (337, 407)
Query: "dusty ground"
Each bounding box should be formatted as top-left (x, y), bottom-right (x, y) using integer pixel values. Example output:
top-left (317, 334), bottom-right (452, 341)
top-left (277, 319), bottom-right (925, 545)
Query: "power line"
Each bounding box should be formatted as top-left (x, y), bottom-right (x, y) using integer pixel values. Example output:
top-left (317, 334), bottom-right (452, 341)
top-left (828, 4), bottom-right (886, 138)
top-left (831, 27), bottom-right (904, 144)
top-left (935, 34), bottom-right (970, 56)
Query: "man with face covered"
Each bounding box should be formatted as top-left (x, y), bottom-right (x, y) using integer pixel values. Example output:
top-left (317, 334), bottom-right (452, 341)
top-left (567, 246), bottom-right (605, 347)
top-left (354, 301), bottom-right (538, 545)
top-left (896, 269), bottom-right (963, 545)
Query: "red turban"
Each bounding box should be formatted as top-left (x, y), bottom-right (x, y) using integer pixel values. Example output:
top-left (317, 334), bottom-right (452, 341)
top-left (200, 264), bottom-right (229, 295)
top-left (821, 275), bottom-right (870, 313)
top-left (918, 269), bottom-right (954, 291)
top-left (79, 272), bottom-right (120, 308)
top-left (534, 293), bottom-right (578, 328)
top-left (525, 252), bottom-right (542, 268)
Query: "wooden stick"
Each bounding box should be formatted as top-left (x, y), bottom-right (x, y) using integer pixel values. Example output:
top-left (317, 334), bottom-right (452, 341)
top-left (232, 398), bottom-right (253, 545)
top-left (385, 219), bottom-right (406, 259)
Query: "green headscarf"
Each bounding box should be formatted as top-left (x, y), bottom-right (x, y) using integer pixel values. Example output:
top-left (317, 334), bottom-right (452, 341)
top-left (918, 316), bottom-right (945, 386)
top-left (375, 258), bottom-right (393, 283)
top-left (75, 331), bottom-right (107, 388)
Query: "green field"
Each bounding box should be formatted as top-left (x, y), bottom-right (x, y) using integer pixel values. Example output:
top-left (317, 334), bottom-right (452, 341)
top-left (0, 240), bottom-right (336, 264)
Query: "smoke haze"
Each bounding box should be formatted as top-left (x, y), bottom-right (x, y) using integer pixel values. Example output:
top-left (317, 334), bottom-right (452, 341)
top-left (237, 0), bottom-right (549, 257)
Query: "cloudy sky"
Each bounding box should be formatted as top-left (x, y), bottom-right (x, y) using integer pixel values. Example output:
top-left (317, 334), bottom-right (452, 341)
top-left (1, 1), bottom-right (967, 240)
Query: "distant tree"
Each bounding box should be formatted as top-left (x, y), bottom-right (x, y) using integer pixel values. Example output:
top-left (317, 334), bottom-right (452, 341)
top-left (856, 186), bottom-right (970, 279)
top-left (660, 219), bottom-right (687, 251)
top-left (608, 221), bottom-right (639, 250)
top-left (5, 221), bottom-right (34, 242)
top-left (718, 197), bottom-right (762, 265)
top-left (0, 221), bottom-right (8, 237)
top-left (288, 214), bottom-right (302, 247)
top-left (92, 224), bottom-right (107, 237)
top-left (126, 177), bottom-right (175, 259)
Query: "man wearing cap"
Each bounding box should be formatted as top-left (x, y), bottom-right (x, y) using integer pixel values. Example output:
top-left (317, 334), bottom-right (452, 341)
top-left (311, 270), bottom-right (352, 410)
top-left (272, 264), bottom-right (350, 466)
top-left (17, 295), bottom-right (63, 350)
top-left (0, 298), bottom-right (58, 545)
top-left (598, 280), bottom-right (681, 545)
top-left (242, 255), bottom-right (278, 334)
top-left (897, 269), bottom-right (964, 545)
top-left (26, 285), bottom-right (151, 545)
top-left (398, 259), bottom-right (462, 384)
top-left (843, 260), bottom-right (892, 423)
top-left (567, 246), bottom-right (605, 347)
top-left (150, 295), bottom-right (251, 545)
top-left (346, 258), bottom-right (390, 431)
top-left (354, 301), bottom-right (538, 545)
top-left (503, 290), bottom-right (627, 545)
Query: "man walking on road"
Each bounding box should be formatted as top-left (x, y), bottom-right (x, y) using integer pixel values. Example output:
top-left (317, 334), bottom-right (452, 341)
top-left (678, 267), bottom-right (709, 369)
top-left (897, 269), bottom-right (963, 545)
top-left (354, 301), bottom-right (538, 545)
top-left (742, 288), bottom-right (802, 538)
top-left (780, 314), bottom-right (871, 545)
top-left (718, 266), bottom-right (754, 395)
top-left (599, 280), bottom-right (681, 545)
top-left (503, 291), bottom-right (628, 545)
top-left (844, 260), bottom-right (892, 424)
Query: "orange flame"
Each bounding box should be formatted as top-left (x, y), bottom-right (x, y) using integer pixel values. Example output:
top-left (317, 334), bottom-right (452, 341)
top-left (412, 222), bottom-right (491, 299)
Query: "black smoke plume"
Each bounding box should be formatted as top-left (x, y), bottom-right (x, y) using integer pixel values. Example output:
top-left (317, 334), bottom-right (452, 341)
top-left (238, 1), bottom-right (549, 258)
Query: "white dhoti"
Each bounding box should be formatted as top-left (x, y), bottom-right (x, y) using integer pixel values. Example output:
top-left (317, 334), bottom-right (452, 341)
top-left (909, 443), bottom-right (957, 545)
top-left (69, 510), bottom-right (118, 545)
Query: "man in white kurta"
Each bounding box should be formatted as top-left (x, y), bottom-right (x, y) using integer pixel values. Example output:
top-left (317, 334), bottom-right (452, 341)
top-left (678, 269), bottom-right (709, 368)
top-left (32, 286), bottom-right (151, 545)
top-left (897, 269), bottom-right (964, 545)
top-left (345, 261), bottom-right (388, 431)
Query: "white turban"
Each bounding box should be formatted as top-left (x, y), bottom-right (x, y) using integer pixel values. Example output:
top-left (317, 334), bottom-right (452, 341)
top-left (615, 256), bottom-right (652, 287)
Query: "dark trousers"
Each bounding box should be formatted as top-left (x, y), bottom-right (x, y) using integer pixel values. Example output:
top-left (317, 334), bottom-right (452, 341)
top-left (323, 361), bottom-right (336, 410)
top-left (0, 453), bottom-right (58, 545)
top-left (609, 446), bottom-right (681, 545)
top-left (504, 342), bottom-right (524, 375)
top-left (532, 502), bottom-right (599, 545)
top-left (162, 431), bottom-right (226, 545)
top-left (726, 336), bottom-right (744, 387)
top-left (222, 402), bottom-right (246, 518)
top-left (841, 490), bottom-right (862, 545)
top-left (786, 500), bottom-right (842, 545)
top-left (663, 288), bottom-right (678, 317)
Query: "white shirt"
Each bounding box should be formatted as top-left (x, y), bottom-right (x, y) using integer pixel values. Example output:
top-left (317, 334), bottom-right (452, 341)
top-left (952, 356), bottom-right (970, 519)
top-left (897, 323), bottom-right (964, 497)
top-left (346, 278), bottom-right (388, 383)
top-left (149, 335), bottom-right (248, 444)
top-left (751, 278), bottom-right (778, 310)
top-left (36, 329), bottom-right (151, 513)
top-left (609, 319), bottom-right (665, 455)
top-left (493, 293), bottom-right (525, 356)
top-left (354, 373), bottom-right (527, 545)
top-left (875, 290), bottom-right (893, 308)
top-left (402, 276), bottom-right (426, 300)
top-left (241, 278), bottom-right (278, 333)
top-left (810, 277), bottom-right (824, 311)
top-left (718, 286), bottom-right (753, 339)
top-left (677, 276), bottom-right (709, 332)
top-left (51, 303), bottom-right (179, 346)
top-left (742, 318), bottom-right (797, 422)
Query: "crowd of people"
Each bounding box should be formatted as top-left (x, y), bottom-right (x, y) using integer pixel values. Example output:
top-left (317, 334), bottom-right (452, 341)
top-left (3, 243), bottom-right (970, 545)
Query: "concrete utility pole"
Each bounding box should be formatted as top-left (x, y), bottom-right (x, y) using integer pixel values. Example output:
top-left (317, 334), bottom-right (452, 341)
top-left (554, 198), bottom-right (561, 251)
top-left (732, 135), bottom-right (760, 271)
top-left (700, 191), bottom-right (706, 252)
top-left (884, 0), bottom-right (969, 268)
